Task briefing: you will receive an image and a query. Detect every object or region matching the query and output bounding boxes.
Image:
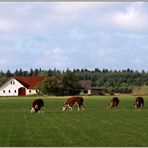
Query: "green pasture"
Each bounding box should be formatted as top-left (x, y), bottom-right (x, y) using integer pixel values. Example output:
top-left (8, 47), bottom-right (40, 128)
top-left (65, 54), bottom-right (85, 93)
top-left (0, 95), bottom-right (148, 146)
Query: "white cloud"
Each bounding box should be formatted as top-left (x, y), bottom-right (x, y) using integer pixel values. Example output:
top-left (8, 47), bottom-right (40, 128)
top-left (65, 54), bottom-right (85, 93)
top-left (0, 2), bottom-right (148, 71)
top-left (111, 2), bottom-right (148, 32)
top-left (0, 19), bottom-right (15, 31)
top-left (0, 59), bottom-right (6, 65)
top-left (53, 2), bottom-right (111, 14)
top-left (0, 2), bottom-right (116, 35)
top-left (37, 47), bottom-right (70, 69)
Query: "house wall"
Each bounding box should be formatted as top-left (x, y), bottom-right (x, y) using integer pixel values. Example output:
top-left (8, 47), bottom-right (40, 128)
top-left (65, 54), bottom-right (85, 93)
top-left (0, 78), bottom-right (38, 96)
top-left (26, 89), bottom-right (38, 96)
top-left (88, 90), bottom-right (91, 95)
top-left (91, 89), bottom-right (106, 95)
top-left (0, 78), bottom-right (23, 96)
top-left (80, 89), bottom-right (91, 95)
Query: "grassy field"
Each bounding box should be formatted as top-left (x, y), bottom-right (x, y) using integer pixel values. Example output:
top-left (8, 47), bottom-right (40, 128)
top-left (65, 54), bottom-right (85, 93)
top-left (0, 95), bottom-right (148, 146)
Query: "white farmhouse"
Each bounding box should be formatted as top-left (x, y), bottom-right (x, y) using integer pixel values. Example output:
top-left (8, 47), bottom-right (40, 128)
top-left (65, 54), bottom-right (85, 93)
top-left (0, 76), bottom-right (45, 96)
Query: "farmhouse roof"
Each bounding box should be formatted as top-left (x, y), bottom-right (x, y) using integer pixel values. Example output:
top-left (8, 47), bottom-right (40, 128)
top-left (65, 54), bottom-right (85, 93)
top-left (14, 76), bottom-right (45, 89)
top-left (79, 80), bottom-right (91, 90)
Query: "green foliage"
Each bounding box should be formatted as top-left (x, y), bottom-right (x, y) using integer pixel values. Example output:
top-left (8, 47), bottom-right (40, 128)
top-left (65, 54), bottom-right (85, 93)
top-left (0, 71), bottom-right (8, 87)
top-left (62, 71), bottom-right (81, 95)
top-left (74, 69), bottom-right (148, 94)
top-left (39, 76), bottom-right (63, 96)
top-left (38, 72), bottom-right (81, 96)
top-left (0, 68), bottom-right (148, 94)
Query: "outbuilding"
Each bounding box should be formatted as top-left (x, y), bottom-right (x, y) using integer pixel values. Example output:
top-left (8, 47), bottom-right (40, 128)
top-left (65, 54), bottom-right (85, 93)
top-left (79, 80), bottom-right (106, 95)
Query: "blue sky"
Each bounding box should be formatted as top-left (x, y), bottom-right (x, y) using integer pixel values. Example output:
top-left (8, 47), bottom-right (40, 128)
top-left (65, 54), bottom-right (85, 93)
top-left (0, 2), bottom-right (148, 72)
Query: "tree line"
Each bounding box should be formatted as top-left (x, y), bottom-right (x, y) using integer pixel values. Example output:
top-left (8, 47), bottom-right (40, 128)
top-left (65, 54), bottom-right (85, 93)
top-left (0, 68), bottom-right (148, 95)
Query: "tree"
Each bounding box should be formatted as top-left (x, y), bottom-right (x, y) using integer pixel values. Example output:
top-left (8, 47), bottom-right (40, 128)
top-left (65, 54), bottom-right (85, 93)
top-left (6, 70), bottom-right (13, 77)
top-left (29, 68), bottom-right (34, 76)
top-left (34, 69), bottom-right (39, 76)
top-left (62, 71), bottom-right (81, 95)
top-left (0, 71), bottom-right (7, 86)
top-left (39, 76), bottom-right (64, 96)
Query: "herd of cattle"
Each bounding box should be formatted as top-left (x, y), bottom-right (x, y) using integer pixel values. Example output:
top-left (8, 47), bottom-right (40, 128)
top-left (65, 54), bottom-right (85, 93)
top-left (30, 96), bottom-right (144, 113)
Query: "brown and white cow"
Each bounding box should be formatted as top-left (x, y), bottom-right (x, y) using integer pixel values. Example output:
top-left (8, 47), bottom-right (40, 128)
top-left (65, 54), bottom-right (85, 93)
top-left (31, 99), bottom-right (44, 113)
top-left (134, 96), bottom-right (144, 109)
top-left (108, 97), bottom-right (120, 108)
top-left (62, 96), bottom-right (84, 111)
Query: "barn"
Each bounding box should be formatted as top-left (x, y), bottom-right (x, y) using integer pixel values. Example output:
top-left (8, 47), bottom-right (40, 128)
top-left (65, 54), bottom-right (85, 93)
top-left (0, 76), bottom-right (45, 96)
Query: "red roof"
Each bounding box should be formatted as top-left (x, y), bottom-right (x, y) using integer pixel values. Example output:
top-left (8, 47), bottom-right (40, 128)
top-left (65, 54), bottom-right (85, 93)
top-left (14, 76), bottom-right (45, 89)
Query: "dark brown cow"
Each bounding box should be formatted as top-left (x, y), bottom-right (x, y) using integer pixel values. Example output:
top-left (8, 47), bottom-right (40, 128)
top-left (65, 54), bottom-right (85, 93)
top-left (134, 96), bottom-right (144, 109)
top-left (31, 99), bottom-right (44, 113)
top-left (62, 96), bottom-right (84, 111)
top-left (108, 97), bottom-right (120, 108)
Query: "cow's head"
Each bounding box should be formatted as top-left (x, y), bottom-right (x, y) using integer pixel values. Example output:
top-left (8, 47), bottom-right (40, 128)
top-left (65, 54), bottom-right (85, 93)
top-left (109, 102), bottom-right (114, 108)
top-left (31, 104), bottom-right (38, 113)
top-left (31, 107), bottom-right (35, 113)
top-left (62, 104), bottom-right (68, 111)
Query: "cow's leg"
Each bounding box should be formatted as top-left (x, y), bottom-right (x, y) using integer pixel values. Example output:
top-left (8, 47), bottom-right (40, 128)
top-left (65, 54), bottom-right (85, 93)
top-left (136, 101), bottom-right (139, 108)
top-left (134, 104), bottom-right (138, 109)
top-left (139, 105), bottom-right (142, 111)
top-left (82, 105), bottom-right (84, 111)
top-left (68, 104), bottom-right (73, 111)
top-left (140, 103), bottom-right (144, 110)
top-left (78, 106), bottom-right (80, 111)
top-left (41, 107), bottom-right (44, 113)
top-left (115, 102), bottom-right (117, 107)
top-left (37, 109), bottom-right (40, 113)
top-left (80, 104), bottom-right (84, 111)
top-left (75, 102), bottom-right (80, 111)
top-left (109, 102), bottom-right (113, 108)
top-left (82, 105), bottom-right (85, 111)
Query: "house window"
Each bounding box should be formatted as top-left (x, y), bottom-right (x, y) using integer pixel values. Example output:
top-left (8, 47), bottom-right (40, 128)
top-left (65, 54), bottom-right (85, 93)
top-left (14, 90), bottom-right (17, 93)
top-left (11, 81), bottom-right (15, 85)
top-left (9, 90), bottom-right (11, 93)
top-left (36, 90), bottom-right (39, 93)
top-left (3, 90), bottom-right (5, 93)
top-left (29, 90), bottom-right (31, 93)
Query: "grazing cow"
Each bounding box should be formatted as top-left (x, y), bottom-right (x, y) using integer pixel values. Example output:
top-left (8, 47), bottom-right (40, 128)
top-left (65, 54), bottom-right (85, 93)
top-left (134, 96), bottom-right (144, 109)
top-left (62, 96), bottom-right (84, 111)
top-left (31, 99), bottom-right (44, 113)
top-left (108, 97), bottom-right (120, 108)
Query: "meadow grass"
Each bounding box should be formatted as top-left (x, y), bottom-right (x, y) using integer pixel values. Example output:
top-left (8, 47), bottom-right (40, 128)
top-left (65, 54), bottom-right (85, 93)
top-left (0, 95), bottom-right (148, 146)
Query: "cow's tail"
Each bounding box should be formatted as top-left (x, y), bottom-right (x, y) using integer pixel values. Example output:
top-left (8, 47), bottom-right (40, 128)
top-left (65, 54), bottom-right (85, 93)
top-left (80, 97), bottom-right (84, 105)
top-left (81, 97), bottom-right (84, 103)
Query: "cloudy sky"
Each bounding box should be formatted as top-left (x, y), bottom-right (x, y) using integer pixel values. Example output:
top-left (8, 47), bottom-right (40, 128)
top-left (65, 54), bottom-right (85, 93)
top-left (0, 2), bottom-right (148, 72)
